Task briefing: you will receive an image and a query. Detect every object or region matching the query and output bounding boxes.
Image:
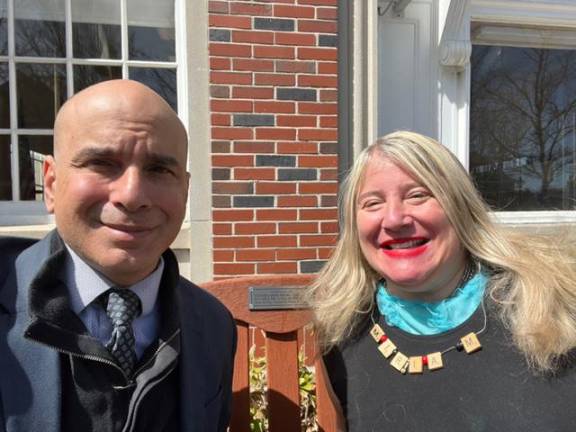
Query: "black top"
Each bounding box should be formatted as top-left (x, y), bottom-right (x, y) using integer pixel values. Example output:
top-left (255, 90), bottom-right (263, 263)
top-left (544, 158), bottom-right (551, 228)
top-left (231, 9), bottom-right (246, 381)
top-left (325, 303), bottom-right (576, 432)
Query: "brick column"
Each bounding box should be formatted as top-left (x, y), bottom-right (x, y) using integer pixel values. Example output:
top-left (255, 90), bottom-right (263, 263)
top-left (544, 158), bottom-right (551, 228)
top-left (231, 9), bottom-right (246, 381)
top-left (209, 0), bottom-right (339, 277)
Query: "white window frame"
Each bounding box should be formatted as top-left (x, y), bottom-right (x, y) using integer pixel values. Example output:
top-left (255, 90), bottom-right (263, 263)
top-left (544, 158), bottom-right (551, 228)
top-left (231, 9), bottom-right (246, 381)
top-left (443, 0), bottom-right (576, 225)
top-left (0, 0), bottom-right (184, 226)
top-left (365, 0), bottom-right (576, 225)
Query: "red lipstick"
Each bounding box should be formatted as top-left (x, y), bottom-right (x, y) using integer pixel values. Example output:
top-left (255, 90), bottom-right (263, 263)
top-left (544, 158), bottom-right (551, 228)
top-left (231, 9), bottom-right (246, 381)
top-left (381, 237), bottom-right (428, 258)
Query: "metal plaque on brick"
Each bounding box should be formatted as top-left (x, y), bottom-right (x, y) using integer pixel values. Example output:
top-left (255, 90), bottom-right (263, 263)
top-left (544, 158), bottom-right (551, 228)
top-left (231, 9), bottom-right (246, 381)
top-left (248, 286), bottom-right (307, 310)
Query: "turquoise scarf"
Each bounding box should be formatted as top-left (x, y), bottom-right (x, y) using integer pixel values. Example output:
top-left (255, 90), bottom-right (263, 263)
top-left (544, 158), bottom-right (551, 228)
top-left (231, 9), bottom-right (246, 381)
top-left (376, 271), bottom-right (488, 335)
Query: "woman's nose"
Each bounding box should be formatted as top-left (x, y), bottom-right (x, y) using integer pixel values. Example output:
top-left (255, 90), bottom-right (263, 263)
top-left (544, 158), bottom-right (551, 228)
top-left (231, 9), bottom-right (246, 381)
top-left (381, 201), bottom-right (412, 230)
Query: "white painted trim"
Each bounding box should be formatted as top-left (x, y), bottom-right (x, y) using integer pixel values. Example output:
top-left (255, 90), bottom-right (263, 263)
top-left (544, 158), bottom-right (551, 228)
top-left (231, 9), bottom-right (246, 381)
top-left (472, 24), bottom-right (576, 48)
top-left (0, 201), bottom-right (53, 225)
top-left (65, 0), bottom-right (73, 96)
top-left (471, 0), bottom-right (576, 27)
top-left (7, 0), bottom-right (17, 200)
top-left (175, 0), bottom-right (188, 130)
top-left (439, 0), bottom-right (471, 69)
top-left (491, 211), bottom-right (576, 225)
top-left (0, 57), bottom-right (177, 68)
top-left (377, 0), bottom-right (439, 137)
top-left (121, 0), bottom-right (128, 77)
top-left (352, 0), bottom-right (379, 153)
top-left (182, 0), bottom-right (212, 282)
top-left (394, 0), bottom-right (414, 15)
top-left (438, 0), bottom-right (471, 165)
top-left (1, 129), bottom-right (52, 135)
top-left (366, 0), bottom-right (379, 147)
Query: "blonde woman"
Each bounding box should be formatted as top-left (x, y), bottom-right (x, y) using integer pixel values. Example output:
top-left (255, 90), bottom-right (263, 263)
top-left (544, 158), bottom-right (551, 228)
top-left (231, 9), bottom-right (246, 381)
top-left (310, 131), bottom-right (576, 431)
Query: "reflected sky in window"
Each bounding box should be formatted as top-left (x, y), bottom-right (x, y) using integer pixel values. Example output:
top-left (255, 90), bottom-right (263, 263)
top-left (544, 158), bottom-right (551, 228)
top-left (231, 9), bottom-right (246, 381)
top-left (470, 45), bottom-right (576, 211)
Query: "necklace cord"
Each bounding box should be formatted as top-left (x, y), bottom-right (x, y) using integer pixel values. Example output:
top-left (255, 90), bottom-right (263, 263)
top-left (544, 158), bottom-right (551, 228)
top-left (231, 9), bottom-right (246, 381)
top-left (368, 261), bottom-right (488, 373)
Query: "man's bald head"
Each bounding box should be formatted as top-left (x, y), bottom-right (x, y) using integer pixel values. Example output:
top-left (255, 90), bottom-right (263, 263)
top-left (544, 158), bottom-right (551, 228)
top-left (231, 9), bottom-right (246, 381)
top-left (53, 79), bottom-right (187, 159)
top-left (44, 79), bottom-right (190, 286)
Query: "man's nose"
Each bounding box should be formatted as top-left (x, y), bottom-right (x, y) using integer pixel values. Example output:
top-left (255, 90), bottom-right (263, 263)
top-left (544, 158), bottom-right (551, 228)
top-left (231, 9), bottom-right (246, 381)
top-left (110, 167), bottom-right (152, 212)
top-left (381, 200), bottom-right (412, 231)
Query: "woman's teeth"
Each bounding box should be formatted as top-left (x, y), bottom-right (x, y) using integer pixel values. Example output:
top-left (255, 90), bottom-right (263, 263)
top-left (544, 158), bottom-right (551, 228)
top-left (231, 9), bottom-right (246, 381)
top-left (387, 239), bottom-right (426, 250)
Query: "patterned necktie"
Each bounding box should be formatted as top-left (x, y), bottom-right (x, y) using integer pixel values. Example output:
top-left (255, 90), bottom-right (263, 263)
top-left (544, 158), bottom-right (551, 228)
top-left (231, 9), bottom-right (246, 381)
top-left (104, 288), bottom-right (142, 377)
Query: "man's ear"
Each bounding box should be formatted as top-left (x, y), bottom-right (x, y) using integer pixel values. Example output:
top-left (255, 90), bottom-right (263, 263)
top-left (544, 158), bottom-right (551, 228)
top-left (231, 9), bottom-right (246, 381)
top-left (43, 155), bottom-right (56, 213)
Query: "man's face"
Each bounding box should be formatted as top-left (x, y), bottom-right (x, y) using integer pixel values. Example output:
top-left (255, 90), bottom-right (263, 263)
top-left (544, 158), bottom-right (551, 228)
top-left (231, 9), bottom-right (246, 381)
top-left (44, 98), bottom-right (189, 286)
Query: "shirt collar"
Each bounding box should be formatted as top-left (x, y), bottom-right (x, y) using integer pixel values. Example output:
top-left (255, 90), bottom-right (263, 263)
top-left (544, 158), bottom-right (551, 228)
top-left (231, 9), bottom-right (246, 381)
top-left (64, 245), bottom-right (164, 317)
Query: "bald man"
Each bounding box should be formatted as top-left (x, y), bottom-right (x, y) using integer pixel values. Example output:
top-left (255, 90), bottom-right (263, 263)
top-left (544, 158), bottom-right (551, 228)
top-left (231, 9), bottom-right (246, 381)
top-left (0, 80), bottom-right (236, 432)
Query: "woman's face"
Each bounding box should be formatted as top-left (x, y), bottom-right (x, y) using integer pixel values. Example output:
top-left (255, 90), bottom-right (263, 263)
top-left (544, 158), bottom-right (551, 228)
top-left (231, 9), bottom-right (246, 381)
top-left (355, 157), bottom-right (467, 301)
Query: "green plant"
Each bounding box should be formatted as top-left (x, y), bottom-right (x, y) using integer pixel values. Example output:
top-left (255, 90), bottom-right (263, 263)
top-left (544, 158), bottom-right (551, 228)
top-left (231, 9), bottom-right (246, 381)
top-left (249, 345), bottom-right (268, 432)
top-left (299, 351), bottom-right (318, 432)
top-left (248, 345), bottom-right (319, 432)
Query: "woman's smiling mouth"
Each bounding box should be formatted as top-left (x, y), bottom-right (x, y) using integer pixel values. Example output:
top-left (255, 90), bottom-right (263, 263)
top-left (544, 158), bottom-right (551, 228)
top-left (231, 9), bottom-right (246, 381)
top-left (381, 238), bottom-right (429, 257)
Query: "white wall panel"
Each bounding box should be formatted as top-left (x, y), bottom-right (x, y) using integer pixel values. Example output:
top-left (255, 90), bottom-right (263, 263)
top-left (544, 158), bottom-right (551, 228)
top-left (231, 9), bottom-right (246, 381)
top-left (377, 1), bottom-right (437, 138)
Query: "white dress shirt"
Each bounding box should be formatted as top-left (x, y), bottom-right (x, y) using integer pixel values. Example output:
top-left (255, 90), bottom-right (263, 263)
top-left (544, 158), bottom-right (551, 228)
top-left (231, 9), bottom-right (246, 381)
top-left (63, 246), bottom-right (163, 359)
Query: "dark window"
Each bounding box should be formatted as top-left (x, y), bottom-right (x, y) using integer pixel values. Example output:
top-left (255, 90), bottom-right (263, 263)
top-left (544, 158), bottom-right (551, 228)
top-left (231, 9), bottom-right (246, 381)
top-left (470, 44), bottom-right (576, 211)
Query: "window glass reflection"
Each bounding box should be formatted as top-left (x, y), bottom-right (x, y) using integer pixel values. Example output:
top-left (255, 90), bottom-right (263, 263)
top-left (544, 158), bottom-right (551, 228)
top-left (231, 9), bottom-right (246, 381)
top-left (127, 0), bottom-right (175, 61)
top-left (0, 135), bottom-right (11, 200)
top-left (74, 65), bottom-right (122, 93)
top-left (470, 45), bottom-right (576, 211)
top-left (0, 0), bottom-right (7, 55)
top-left (17, 63), bottom-right (66, 129)
top-left (0, 62), bottom-right (9, 128)
top-left (72, 0), bottom-right (121, 59)
top-left (19, 135), bottom-right (52, 201)
top-left (15, 0), bottom-right (65, 57)
top-left (129, 67), bottom-right (177, 111)
top-left (73, 24), bottom-right (121, 59)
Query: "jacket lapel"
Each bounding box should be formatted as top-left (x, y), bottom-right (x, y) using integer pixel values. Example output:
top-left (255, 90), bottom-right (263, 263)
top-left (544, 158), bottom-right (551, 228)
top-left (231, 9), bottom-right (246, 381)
top-left (178, 284), bottom-right (208, 432)
top-left (0, 232), bottom-right (61, 432)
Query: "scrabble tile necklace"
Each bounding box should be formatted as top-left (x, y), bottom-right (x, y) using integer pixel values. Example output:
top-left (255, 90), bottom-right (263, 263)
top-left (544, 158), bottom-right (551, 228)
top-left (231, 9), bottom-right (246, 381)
top-left (369, 299), bottom-right (487, 374)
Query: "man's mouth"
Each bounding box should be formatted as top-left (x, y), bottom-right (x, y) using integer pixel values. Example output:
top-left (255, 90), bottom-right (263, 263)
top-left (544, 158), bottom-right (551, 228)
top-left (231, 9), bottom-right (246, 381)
top-left (103, 223), bottom-right (154, 233)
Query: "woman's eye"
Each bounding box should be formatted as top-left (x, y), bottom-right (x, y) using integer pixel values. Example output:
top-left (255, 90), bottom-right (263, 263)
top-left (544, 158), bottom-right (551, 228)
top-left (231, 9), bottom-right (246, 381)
top-left (361, 200), bottom-right (381, 209)
top-left (407, 191), bottom-right (431, 201)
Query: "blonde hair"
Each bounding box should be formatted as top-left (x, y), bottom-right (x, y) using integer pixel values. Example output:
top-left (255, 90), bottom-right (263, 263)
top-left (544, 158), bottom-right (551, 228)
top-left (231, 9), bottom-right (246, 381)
top-left (309, 130), bottom-right (576, 373)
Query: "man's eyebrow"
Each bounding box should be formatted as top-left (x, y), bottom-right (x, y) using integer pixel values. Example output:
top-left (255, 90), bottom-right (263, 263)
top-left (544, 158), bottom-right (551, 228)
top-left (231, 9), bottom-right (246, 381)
top-left (69, 147), bottom-right (180, 167)
top-left (70, 147), bottom-right (116, 163)
top-left (147, 153), bottom-right (180, 167)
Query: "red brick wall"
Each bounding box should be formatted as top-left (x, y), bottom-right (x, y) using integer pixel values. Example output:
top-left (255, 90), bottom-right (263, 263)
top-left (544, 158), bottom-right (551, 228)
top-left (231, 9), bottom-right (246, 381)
top-left (208, 0), bottom-right (339, 278)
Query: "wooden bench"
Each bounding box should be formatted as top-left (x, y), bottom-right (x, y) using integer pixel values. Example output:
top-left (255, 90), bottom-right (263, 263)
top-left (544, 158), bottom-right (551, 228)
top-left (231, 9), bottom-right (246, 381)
top-left (201, 275), bottom-right (340, 432)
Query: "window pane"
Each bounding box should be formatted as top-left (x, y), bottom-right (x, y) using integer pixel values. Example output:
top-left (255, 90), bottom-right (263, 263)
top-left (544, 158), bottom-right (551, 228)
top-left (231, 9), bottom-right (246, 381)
top-left (17, 63), bottom-right (67, 129)
top-left (19, 135), bottom-right (52, 201)
top-left (72, 0), bottom-right (121, 59)
top-left (74, 65), bottom-right (122, 93)
top-left (15, 0), bottom-right (65, 57)
top-left (0, 63), bottom-right (9, 128)
top-left (0, 135), bottom-right (11, 200)
top-left (127, 0), bottom-right (175, 61)
top-left (129, 67), bottom-right (177, 111)
top-left (470, 45), bottom-right (576, 211)
top-left (0, 0), bottom-right (7, 55)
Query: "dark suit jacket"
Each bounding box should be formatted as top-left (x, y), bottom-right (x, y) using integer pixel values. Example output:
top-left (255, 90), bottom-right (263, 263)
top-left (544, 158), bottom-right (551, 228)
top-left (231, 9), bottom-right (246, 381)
top-left (0, 232), bottom-right (236, 432)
